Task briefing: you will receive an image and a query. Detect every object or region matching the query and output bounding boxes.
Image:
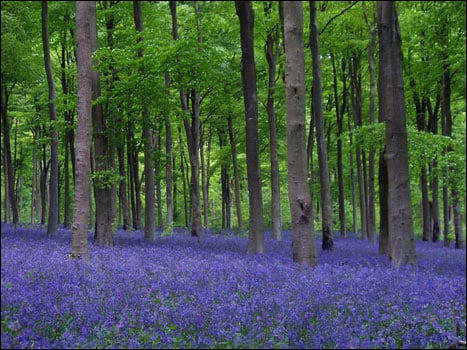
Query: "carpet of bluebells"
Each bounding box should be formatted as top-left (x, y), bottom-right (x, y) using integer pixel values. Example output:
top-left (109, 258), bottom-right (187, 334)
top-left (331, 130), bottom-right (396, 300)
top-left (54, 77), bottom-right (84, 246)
top-left (1, 223), bottom-right (466, 349)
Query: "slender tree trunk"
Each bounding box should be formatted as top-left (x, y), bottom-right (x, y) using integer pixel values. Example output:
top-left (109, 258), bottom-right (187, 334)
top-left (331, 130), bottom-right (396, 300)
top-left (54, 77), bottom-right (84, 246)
top-left (91, 1), bottom-right (115, 247)
top-left (133, 1), bottom-right (155, 241)
top-left (117, 144), bottom-right (130, 230)
top-left (363, 2), bottom-right (377, 243)
top-left (284, 0), bottom-right (317, 266)
top-left (165, 71), bottom-right (173, 230)
top-left (1, 86), bottom-right (19, 224)
top-left (71, 0), bottom-right (93, 260)
top-left (42, 1), bottom-right (59, 235)
top-left (170, 1), bottom-right (202, 241)
top-left (348, 119), bottom-right (358, 235)
top-left (178, 126), bottom-right (189, 227)
top-left (349, 52), bottom-right (368, 240)
top-left (440, 43), bottom-right (464, 249)
top-left (236, 0), bottom-right (264, 254)
top-left (228, 115), bottom-right (243, 232)
top-left (200, 125), bottom-right (210, 230)
top-left (59, 23), bottom-right (74, 229)
top-left (310, 0), bottom-right (333, 250)
top-left (427, 94), bottom-right (441, 243)
top-left (378, 1), bottom-right (417, 267)
top-left (264, 1), bottom-right (282, 240)
top-left (331, 53), bottom-right (346, 237)
top-left (154, 123), bottom-right (163, 228)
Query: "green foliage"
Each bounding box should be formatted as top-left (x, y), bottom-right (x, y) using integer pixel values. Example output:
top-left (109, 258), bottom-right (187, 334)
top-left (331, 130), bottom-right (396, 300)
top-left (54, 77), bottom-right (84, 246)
top-left (91, 170), bottom-right (122, 190)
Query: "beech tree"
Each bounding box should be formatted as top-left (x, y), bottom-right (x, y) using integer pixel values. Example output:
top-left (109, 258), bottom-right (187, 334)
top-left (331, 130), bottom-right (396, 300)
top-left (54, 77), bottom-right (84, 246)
top-left (377, 1), bottom-right (417, 267)
top-left (41, 1), bottom-right (59, 236)
top-left (310, 0), bottom-right (333, 251)
top-left (71, 0), bottom-right (93, 260)
top-left (235, 0), bottom-right (264, 254)
top-left (284, 1), bottom-right (317, 266)
top-left (92, 1), bottom-right (116, 247)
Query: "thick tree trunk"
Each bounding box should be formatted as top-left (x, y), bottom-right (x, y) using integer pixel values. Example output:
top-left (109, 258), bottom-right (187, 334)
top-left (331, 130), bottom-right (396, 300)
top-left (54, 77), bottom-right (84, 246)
top-left (42, 1), bottom-right (59, 236)
top-left (71, 0), bottom-right (93, 260)
top-left (310, 0), bottom-right (333, 250)
top-left (378, 150), bottom-right (390, 256)
top-left (236, 0), bottom-right (264, 254)
top-left (378, 1), bottom-right (417, 267)
top-left (284, 0), bottom-right (317, 266)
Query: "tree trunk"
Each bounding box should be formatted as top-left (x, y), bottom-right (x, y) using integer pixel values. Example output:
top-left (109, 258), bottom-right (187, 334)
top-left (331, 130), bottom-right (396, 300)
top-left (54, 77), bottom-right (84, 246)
top-left (228, 115), bottom-right (243, 232)
top-left (133, 1), bottom-right (155, 241)
top-left (363, 3), bottom-right (377, 243)
top-left (284, 0), bottom-right (317, 266)
top-left (41, 1), bottom-right (59, 236)
top-left (331, 53), bottom-right (346, 237)
top-left (91, 1), bottom-right (115, 247)
top-left (349, 51), bottom-right (368, 240)
top-left (170, 1), bottom-right (202, 241)
top-left (377, 1), bottom-right (417, 267)
top-left (71, 0), bottom-right (93, 260)
top-left (235, 0), bottom-right (264, 254)
top-left (200, 125), bottom-right (210, 230)
top-left (1, 86), bottom-right (19, 224)
top-left (427, 94), bottom-right (441, 243)
top-left (378, 149), bottom-right (390, 256)
top-left (154, 123), bottom-right (163, 228)
top-left (117, 144), bottom-right (130, 230)
top-left (165, 71), bottom-right (173, 230)
top-left (310, 0), bottom-right (333, 250)
top-left (264, 1), bottom-right (282, 240)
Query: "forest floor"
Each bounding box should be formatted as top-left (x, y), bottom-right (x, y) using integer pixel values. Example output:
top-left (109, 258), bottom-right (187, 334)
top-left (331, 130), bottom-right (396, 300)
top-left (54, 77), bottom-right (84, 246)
top-left (1, 223), bottom-right (466, 349)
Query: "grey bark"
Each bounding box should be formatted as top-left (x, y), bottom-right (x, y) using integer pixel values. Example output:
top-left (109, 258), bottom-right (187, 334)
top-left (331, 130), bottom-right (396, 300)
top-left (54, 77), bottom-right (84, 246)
top-left (71, 0), bottom-right (93, 260)
top-left (284, 0), bottom-right (318, 266)
top-left (377, 1), bottom-right (417, 267)
top-left (235, 0), bottom-right (264, 254)
top-left (42, 1), bottom-right (59, 236)
top-left (133, 0), bottom-right (155, 241)
top-left (310, 0), bottom-right (333, 250)
top-left (264, 1), bottom-right (282, 240)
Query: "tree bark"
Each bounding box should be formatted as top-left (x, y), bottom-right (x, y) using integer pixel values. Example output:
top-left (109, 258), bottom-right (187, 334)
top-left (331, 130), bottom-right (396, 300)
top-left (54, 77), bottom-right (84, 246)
top-left (228, 115), bottom-right (243, 232)
top-left (349, 51), bottom-right (368, 240)
top-left (363, 2), bottom-right (377, 243)
top-left (1, 86), bottom-right (19, 224)
top-left (284, 0), bottom-right (317, 266)
top-left (41, 1), bottom-right (59, 236)
top-left (310, 0), bottom-right (333, 250)
top-left (164, 71), bottom-right (173, 230)
top-left (71, 0), bottom-right (93, 260)
top-left (236, 0), bottom-right (264, 254)
top-left (133, 0), bottom-right (155, 241)
top-left (264, 1), bottom-right (282, 240)
top-left (92, 1), bottom-right (115, 247)
top-left (377, 1), bottom-right (417, 267)
top-left (331, 53), bottom-right (346, 237)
